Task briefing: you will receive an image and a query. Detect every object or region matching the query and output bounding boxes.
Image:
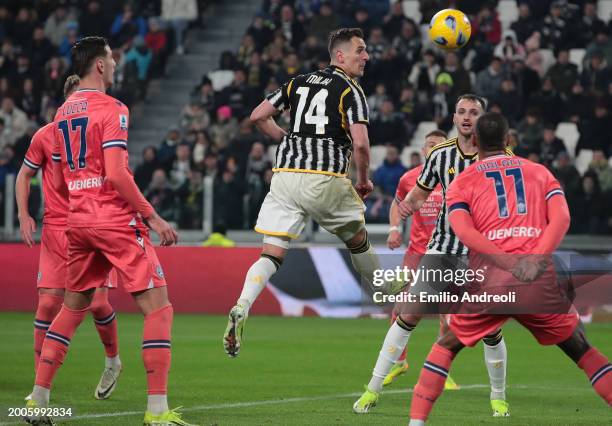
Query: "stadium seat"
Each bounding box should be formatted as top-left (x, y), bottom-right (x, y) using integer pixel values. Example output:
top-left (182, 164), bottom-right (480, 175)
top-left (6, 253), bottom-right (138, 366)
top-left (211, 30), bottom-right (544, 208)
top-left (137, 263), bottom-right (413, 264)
top-left (598, 0), bottom-right (612, 21)
top-left (539, 49), bottom-right (556, 76)
top-left (207, 69), bottom-right (235, 91)
top-left (575, 149), bottom-right (594, 175)
top-left (401, 146), bottom-right (422, 166)
top-left (402, 1), bottom-right (422, 24)
top-left (570, 48), bottom-right (586, 72)
top-left (410, 121), bottom-right (437, 146)
top-left (370, 145), bottom-right (387, 170)
top-left (555, 122), bottom-right (580, 158)
top-left (498, 0), bottom-right (519, 31)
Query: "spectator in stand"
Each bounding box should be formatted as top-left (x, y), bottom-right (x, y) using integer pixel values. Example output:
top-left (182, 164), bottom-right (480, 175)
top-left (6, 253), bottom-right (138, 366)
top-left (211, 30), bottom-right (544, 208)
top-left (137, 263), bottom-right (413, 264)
top-left (408, 49), bottom-right (440, 99)
top-left (516, 107), bottom-right (544, 155)
top-left (530, 77), bottom-right (565, 125)
top-left (12, 120), bottom-right (37, 163)
top-left (539, 123), bottom-right (567, 168)
top-left (370, 99), bottom-right (407, 148)
top-left (567, 81), bottom-right (595, 123)
top-left (244, 51), bottom-right (271, 92)
top-left (353, 7), bottom-right (373, 40)
top-left (276, 4), bottom-right (305, 50)
top-left (586, 27), bottom-right (612, 67)
top-left (546, 48), bottom-right (579, 97)
top-left (580, 50), bottom-right (612, 96)
top-left (588, 149), bottom-right (612, 193)
top-left (473, 5), bottom-right (502, 46)
top-left (419, 0), bottom-right (447, 25)
top-left (367, 145), bottom-right (407, 222)
top-left (110, 4), bottom-right (147, 48)
top-left (512, 56), bottom-right (541, 108)
top-left (58, 22), bottom-right (80, 63)
top-left (382, 0), bottom-right (406, 41)
top-left (79, 0), bottom-right (110, 38)
top-left (134, 146), bottom-right (160, 191)
top-left (494, 77), bottom-right (522, 127)
top-left (209, 105), bottom-right (238, 151)
top-left (299, 35), bottom-right (326, 71)
top-left (0, 117), bottom-right (10, 151)
top-left (170, 142), bottom-right (193, 188)
top-left (145, 17), bottom-right (169, 78)
top-left (20, 78), bottom-right (40, 120)
top-left (193, 76), bottom-right (216, 116)
top-left (275, 52), bottom-right (304, 84)
top-left (553, 151), bottom-right (581, 198)
top-left (237, 34), bottom-right (257, 66)
top-left (308, 2), bottom-right (338, 42)
top-left (262, 33), bottom-right (289, 75)
top-left (475, 56), bottom-right (504, 100)
top-left (572, 171), bottom-right (607, 234)
top-left (408, 151), bottom-right (422, 169)
top-left (13, 7), bottom-right (35, 46)
top-left (158, 126), bottom-right (183, 170)
top-left (574, 1), bottom-right (605, 49)
top-left (541, 1), bottom-right (570, 50)
top-left (366, 25), bottom-right (387, 68)
top-left (202, 151), bottom-right (219, 178)
top-left (144, 168), bottom-right (177, 222)
top-left (214, 156), bottom-right (245, 229)
top-left (13, 54), bottom-right (39, 93)
top-left (495, 32), bottom-right (526, 65)
top-left (44, 3), bottom-right (75, 48)
top-left (181, 98), bottom-right (210, 132)
top-left (431, 72), bottom-right (454, 132)
top-left (28, 27), bottom-right (54, 71)
top-left (227, 118), bottom-right (260, 172)
top-left (441, 51), bottom-right (472, 100)
top-left (577, 102), bottom-right (612, 155)
top-left (124, 36), bottom-right (152, 100)
top-left (162, 0), bottom-right (198, 53)
top-left (392, 19), bottom-right (422, 74)
top-left (524, 31), bottom-right (547, 77)
top-left (247, 13), bottom-right (274, 51)
top-left (177, 169), bottom-right (204, 229)
top-left (367, 83), bottom-right (388, 121)
top-left (0, 96), bottom-right (27, 146)
top-left (219, 68), bottom-right (256, 121)
top-left (397, 85), bottom-right (425, 136)
top-left (511, 2), bottom-right (540, 45)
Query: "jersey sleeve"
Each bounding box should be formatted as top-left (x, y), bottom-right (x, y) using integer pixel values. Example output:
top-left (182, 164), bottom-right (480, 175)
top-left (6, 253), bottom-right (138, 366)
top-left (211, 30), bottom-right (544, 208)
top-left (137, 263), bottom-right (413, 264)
top-left (543, 168), bottom-right (564, 201)
top-left (265, 79), bottom-right (293, 112)
top-left (23, 130), bottom-right (45, 171)
top-left (343, 83), bottom-right (369, 125)
top-left (395, 171), bottom-right (414, 203)
top-left (446, 176), bottom-right (471, 215)
top-left (417, 150), bottom-right (439, 191)
top-left (101, 101), bottom-right (129, 150)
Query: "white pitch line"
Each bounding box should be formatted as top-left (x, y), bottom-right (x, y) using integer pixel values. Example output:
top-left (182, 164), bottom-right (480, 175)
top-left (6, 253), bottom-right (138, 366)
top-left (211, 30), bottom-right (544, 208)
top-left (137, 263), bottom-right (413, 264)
top-left (0, 384), bottom-right (489, 425)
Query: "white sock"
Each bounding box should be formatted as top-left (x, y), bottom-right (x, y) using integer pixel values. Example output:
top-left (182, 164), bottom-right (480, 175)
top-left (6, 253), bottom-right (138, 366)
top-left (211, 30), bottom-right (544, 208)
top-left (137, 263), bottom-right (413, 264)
top-left (105, 355), bottom-right (122, 369)
top-left (483, 338), bottom-right (507, 401)
top-left (237, 257), bottom-right (278, 311)
top-left (31, 385), bottom-right (50, 406)
top-left (147, 394), bottom-right (168, 415)
top-left (350, 244), bottom-right (382, 290)
top-left (367, 321), bottom-right (413, 392)
top-left (408, 420), bottom-right (425, 426)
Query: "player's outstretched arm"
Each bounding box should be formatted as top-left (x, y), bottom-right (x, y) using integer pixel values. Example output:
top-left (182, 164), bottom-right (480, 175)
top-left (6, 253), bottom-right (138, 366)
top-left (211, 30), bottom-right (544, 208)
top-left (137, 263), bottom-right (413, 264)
top-left (104, 148), bottom-right (178, 246)
top-left (250, 99), bottom-right (287, 143)
top-left (399, 186), bottom-right (429, 219)
top-left (349, 123), bottom-right (373, 199)
top-left (387, 199), bottom-right (402, 249)
top-left (15, 165), bottom-right (37, 247)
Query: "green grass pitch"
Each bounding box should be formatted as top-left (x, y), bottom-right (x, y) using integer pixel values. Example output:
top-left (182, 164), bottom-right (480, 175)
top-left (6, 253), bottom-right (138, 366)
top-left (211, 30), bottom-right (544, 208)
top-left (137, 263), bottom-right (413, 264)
top-left (0, 313), bottom-right (610, 425)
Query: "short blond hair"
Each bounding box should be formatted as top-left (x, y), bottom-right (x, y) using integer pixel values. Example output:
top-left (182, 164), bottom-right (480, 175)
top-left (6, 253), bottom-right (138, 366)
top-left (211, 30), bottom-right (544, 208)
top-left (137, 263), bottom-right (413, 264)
top-left (63, 74), bottom-right (80, 99)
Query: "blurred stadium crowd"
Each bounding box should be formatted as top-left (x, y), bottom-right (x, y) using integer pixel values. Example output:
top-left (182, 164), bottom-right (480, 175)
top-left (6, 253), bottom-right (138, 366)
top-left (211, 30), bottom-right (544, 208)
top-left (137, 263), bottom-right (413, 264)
top-left (2, 0), bottom-right (612, 234)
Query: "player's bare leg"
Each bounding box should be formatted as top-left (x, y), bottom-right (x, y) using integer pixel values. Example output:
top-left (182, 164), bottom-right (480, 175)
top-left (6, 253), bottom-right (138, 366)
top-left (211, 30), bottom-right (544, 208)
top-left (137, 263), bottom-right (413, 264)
top-left (90, 287), bottom-right (122, 400)
top-left (224, 237), bottom-right (288, 357)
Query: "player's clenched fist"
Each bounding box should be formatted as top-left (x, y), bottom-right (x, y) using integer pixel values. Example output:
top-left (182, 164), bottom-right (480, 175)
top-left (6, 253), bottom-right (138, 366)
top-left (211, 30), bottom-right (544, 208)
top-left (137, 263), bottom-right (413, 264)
top-left (398, 199), bottom-right (415, 220)
top-left (354, 180), bottom-right (373, 200)
top-left (147, 213), bottom-right (178, 246)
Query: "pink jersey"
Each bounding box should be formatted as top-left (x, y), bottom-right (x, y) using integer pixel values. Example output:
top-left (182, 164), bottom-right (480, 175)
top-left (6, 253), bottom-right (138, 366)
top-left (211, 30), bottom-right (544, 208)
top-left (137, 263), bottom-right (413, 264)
top-left (446, 154), bottom-right (564, 254)
top-left (53, 89), bottom-right (136, 228)
top-left (395, 165), bottom-right (443, 254)
top-left (23, 123), bottom-right (68, 228)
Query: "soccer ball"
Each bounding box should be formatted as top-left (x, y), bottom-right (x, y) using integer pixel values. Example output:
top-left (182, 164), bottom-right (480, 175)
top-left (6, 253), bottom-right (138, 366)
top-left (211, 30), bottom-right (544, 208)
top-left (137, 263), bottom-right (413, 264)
top-left (428, 9), bottom-right (471, 50)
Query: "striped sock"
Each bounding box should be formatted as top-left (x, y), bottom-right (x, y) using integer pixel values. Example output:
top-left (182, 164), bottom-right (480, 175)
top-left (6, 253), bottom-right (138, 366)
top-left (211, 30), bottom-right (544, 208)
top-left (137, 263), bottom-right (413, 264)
top-left (143, 304), bottom-right (173, 398)
top-left (578, 347), bottom-right (612, 405)
top-left (410, 343), bottom-right (456, 422)
top-left (33, 294), bottom-right (63, 372)
top-left (35, 305), bottom-right (88, 390)
top-left (90, 290), bottom-right (119, 358)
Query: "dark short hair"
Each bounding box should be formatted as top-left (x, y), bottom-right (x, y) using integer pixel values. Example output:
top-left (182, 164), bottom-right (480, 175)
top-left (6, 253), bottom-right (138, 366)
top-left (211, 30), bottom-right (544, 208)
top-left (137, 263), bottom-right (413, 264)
top-left (455, 93), bottom-right (487, 111)
top-left (475, 112), bottom-right (509, 152)
top-left (328, 28), bottom-right (364, 56)
top-left (63, 74), bottom-right (80, 99)
top-left (71, 36), bottom-right (108, 78)
top-left (425, 129), bottom-right (447, 139)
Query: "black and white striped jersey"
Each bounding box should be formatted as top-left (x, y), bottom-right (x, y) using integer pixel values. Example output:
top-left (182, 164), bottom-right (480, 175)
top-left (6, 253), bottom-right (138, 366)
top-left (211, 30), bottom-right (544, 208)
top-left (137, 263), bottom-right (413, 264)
top-left (417, 138), bottom-right (513, 255)
top-left (266, 65), bottom-right (369, 176)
